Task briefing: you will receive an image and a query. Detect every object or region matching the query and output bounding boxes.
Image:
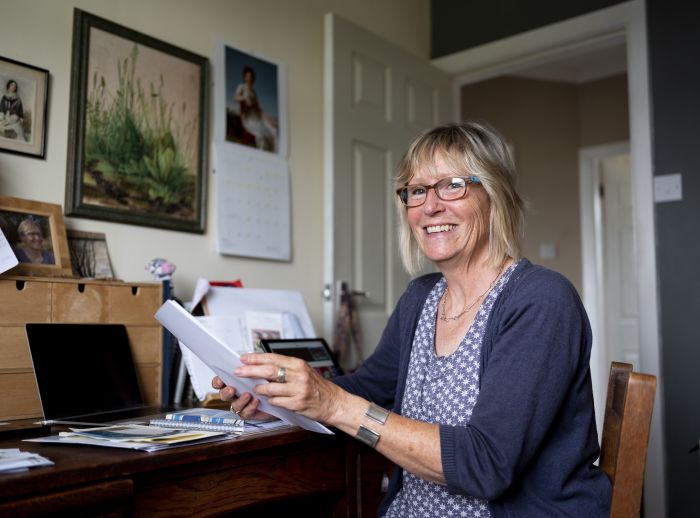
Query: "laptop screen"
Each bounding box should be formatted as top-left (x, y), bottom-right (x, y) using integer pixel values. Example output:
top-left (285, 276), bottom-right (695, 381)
top-left (260, 338), bottom-right (344, 379)
top-left (25, 323), bottom-right (144, 420)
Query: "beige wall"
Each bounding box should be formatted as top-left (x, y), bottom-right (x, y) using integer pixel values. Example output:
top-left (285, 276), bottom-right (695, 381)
top-left (0, 0), bottom-right (430, 334)
top-left (578, 75), bottom-right (629, 148)
top-left (461, 74), bottom-right (629, 292)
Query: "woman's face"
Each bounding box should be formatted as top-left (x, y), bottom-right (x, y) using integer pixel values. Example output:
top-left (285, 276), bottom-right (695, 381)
top-left (7, 82), bottom-right (17, 93)
top-left (406, 154), bottom-right (490, 270)
top-left (20, 224), bottom-right (44, 250)
top-left (244, 71), bottom-right (254, 85)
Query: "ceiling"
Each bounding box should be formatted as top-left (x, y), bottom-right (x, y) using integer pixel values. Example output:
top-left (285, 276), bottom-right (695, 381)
top-left (510, 39), bottom-right (627, 84)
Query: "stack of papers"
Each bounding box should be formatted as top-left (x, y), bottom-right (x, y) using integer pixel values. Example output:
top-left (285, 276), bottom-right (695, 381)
top-left (0, 448), bottom-right (53, 473)
top-left (24, 424), bottom-right (235, 453)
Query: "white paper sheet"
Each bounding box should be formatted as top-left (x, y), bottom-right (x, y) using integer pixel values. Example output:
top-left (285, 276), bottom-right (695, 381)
top-left (0, 228), bottom-right (18, 274)
top-left (156, 301), bottom-right (332, 434)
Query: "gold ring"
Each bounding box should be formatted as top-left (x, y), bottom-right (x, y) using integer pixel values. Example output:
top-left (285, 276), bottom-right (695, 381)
top-left (276, 366), bottom-right (287, 383)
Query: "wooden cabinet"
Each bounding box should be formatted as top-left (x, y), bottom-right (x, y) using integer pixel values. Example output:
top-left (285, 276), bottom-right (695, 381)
top-left (0, 276), bottom-right (163, 421)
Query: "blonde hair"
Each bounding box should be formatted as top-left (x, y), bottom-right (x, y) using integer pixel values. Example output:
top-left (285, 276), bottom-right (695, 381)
top-left (395, 122), bottom-right (525, 276)
top-left (17, 218), bottom-right (42, 236)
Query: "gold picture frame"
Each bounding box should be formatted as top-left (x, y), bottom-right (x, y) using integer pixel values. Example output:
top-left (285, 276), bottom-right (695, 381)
top-left (0, 196), bottom-right (72, 277)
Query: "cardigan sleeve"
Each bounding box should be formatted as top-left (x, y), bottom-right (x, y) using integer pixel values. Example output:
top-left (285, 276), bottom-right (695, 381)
top-left (440, 268), bottom-right (593, 500)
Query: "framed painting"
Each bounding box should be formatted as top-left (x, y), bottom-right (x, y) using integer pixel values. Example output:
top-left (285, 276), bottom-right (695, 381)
top-left (0, 196), bottom-right (72, 277)
top-left (65, 9), bottom-right (208, 233)
top-left (0, 56), bottom-right (49, 158)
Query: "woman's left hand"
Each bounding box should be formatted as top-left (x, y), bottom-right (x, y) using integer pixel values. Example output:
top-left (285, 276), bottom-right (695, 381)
top-left (235, 352), bottom-right (344, 424)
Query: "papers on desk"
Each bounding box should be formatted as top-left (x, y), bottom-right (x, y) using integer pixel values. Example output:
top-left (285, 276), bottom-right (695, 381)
top-left (0, 448), bottom-right (53, 473)
top-left (177, 281), bottom-right (316, 401)
top-left (25, 424), bottom-right (234, 452)
top-left (156, 300), bottom-right (332, 435)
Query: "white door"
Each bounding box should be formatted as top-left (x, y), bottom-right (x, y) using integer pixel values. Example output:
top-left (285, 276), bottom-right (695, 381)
top-left (580, 142), bottom-right (638, 442)
top-left (600, 152), bottom-right (640, 369)
top-left (323, 13), bottom-right (451, 368)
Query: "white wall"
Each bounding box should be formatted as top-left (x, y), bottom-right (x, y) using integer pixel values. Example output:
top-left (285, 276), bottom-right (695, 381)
top-left (0, 0), bottom-right (430, 334)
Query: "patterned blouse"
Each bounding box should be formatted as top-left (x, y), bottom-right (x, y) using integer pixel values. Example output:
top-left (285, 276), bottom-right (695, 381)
top-left (385, 261), bottom-right (518, 518)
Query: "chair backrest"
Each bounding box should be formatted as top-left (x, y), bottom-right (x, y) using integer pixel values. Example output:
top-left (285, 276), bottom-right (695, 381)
top-left (599, 361), bottom-right (657, 518)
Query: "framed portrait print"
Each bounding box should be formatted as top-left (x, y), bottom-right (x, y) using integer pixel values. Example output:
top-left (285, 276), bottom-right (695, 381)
top-left (0, 56), bottom-right (49, 158)
top-left (65, 9), bottom-right (208, 233)
top-left (0, 196), bottom-right (72, 277)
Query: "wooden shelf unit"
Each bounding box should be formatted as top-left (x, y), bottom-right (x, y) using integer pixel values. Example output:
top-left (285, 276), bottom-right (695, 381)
top-left (0, 275), bottom-right (163, 421)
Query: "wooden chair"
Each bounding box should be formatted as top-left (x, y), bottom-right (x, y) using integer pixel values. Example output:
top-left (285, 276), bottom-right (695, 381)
top-left (599, 361), bottom-right (657, 517)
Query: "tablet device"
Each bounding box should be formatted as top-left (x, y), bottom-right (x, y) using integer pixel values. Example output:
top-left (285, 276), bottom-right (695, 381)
top-left (260, 338), bottom-right (344, 379)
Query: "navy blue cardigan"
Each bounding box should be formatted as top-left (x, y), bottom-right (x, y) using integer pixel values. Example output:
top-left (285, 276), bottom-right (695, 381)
top-left (334, 259), bottom-right (611, 517)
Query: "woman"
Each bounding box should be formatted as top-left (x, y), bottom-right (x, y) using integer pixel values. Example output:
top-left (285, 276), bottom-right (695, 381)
top-left (0, 80), bottom-right (25, 141)
top-left (15, 218), bottom-right (54, 264)
top-left (233, 66), bottom-right (276, 151)
top-left (213, 122), bottom-right (611, 516)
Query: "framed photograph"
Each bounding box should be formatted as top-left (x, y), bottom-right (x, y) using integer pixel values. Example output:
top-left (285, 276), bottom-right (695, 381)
top-left (0, 196), bottom-right (72, 277)
top-left (66, 229), bottom-right (115, 279)
top-left (65, 9), bottom-right (208, 233)
top-left (215, 41), bottom-right (287, 157)
top-left (0, 56), bottom-right (49, 158)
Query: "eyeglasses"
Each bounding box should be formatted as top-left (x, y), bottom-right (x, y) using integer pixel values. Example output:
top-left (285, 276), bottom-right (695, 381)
top-left (396, 176), bottom-right (481, 207)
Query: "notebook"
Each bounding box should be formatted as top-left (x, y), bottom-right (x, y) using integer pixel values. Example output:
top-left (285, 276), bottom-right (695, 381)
top-left (25, 323), bottom-right (173, 425)
top-left (260, 338), bottom-right (344, 379)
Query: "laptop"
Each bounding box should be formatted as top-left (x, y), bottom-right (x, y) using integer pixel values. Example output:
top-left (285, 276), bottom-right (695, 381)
top-left (25, 323), bottom-right (173, 426)
top-left (260, 338), bottom-right (344, 379)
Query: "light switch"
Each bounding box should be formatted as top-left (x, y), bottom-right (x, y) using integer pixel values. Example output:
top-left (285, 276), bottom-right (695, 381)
top-left (539, 242), bottom-right (557, 260)
top-left (654, 173), bottom-right (683, 202)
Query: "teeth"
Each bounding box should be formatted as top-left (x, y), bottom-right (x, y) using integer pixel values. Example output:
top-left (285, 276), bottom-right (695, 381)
top-left (426, 224), bottom-right (454, 234)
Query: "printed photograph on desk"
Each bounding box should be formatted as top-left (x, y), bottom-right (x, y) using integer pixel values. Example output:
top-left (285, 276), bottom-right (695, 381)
top-left (66, 229), bottom-right (115, 279)
top-left (0, 196), bottom-right (72, 277)
top-left (65, 9), bottom-right (208, 233)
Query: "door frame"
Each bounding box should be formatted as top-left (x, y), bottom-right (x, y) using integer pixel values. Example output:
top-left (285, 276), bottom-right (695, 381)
top-left (579, 140), bottom-right (631, 445)
top-left (432, 1), bottom-right (665, 515)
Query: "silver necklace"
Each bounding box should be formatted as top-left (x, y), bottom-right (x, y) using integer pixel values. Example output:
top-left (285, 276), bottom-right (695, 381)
top-left (440, 269), bottom-right (501, 322)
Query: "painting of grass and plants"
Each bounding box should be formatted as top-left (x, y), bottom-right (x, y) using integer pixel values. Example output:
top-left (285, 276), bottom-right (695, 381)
top-left (66, 10), bottom-right (207, 233)
top-left (83, 43), bottom-right (199, 220)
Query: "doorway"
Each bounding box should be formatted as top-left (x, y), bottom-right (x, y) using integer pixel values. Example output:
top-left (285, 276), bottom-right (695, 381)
top-left (432, 1), bottom-right (664, 516)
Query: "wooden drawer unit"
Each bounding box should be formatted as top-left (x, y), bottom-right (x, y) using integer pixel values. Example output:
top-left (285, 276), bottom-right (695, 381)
top-left (0, 276), bottom-right (163, 420)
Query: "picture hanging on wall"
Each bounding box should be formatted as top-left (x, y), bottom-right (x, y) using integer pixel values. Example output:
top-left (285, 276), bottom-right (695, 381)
top-left (0, 196), bottom-right (73, 277)
top-left (0, 56), bottom-right (49, 159)
top-left (219, 42), bottom-right (287, 157)
top-left (65, 9), bottom-right (209, 233)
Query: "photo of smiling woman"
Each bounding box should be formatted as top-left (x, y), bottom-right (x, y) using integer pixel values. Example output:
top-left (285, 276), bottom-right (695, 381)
top-left (213, 122), bottom-right (611, 517)
top-left (13, 216), bottom-right (54, 265)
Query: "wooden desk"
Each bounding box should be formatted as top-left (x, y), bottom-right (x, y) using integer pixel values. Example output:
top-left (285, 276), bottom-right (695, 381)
top-left (0, 427), bottom-right (393, 517)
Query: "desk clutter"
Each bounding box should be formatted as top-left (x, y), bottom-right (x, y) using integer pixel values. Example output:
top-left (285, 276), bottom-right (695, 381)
top-left (25, 424), bottom-right (236, 452)
top-left (0, 448), bottom-right (53, 473)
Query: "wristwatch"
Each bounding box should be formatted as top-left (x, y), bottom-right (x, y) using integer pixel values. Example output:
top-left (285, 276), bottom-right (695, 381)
top-left (355, 403), bottom-right (390, 448)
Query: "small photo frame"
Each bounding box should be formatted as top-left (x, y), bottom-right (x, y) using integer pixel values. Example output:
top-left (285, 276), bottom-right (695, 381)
top-left (0, 196), bottom-right (72, 277)
top-left (66, 229), bottom-right (115, 279)
top-left (0, 56), bottom-right (49, 158)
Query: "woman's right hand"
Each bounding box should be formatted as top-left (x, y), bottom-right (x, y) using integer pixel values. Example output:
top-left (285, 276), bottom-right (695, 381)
top-left (211, 376), bottom-right (274, 421)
